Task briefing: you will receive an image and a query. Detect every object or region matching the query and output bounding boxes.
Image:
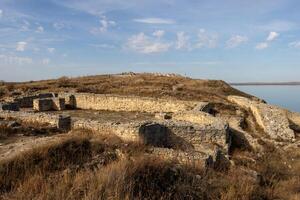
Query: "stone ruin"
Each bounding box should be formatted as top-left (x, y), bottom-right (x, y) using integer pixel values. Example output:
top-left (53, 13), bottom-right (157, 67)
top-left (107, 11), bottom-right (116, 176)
top-left (0, 92), bottom-right (233, 169)
top-left (0, 102), bottom-right (19, 111)
top-left (3, 92), bottom-right (298, 170)
top-left (33, 98), bottom-right (65, 111)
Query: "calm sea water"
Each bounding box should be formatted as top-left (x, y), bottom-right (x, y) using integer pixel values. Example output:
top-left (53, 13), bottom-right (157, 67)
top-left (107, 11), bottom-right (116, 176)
top-left (233, 85), bottom-right (300, 113)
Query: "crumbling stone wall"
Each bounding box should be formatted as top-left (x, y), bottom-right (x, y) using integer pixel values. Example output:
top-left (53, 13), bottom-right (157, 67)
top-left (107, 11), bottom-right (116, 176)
top-left (0, 111), bottom-right (57, 126)
top-left (62, 93), bottom-right (198, 113)
top-left (228, 95), bottom-right (295, 141)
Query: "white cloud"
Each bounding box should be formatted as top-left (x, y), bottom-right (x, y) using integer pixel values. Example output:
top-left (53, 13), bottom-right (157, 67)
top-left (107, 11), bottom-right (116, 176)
top-left (90, 44), bottom-right (115, 49)
top-left (0, 10), bottom-right (3, 18)
top-left (90, 15), bottom-right (116, 34)
top-left (47, 48), bottom-right (55, 53)
top-left (255, 42), bottom-right (268, 50)
top-left (176, 32), bottom-right (190, 50)
top-left (0, 54), bottom-right (32, 65)
top-left (20, 20), bottom-right (30, 31)
top-left (289, 41), bottom-right (300, 48)
top-left (153, 30), bottom-right (165, 38)
top-left (266, 31), bottom-right (279, 41)
top-left (42, 58), bottom-right (50, 65)
top-left (226, 35), bottom-right (248, 48)
top-left (36, 26), bottom-right (44, 33)
top-left (133, 18), bottom-right (175, 24)
top-left (16, 41), bottom-right (27, 51)
top-left (126, 32), bottom-right (171, 54)
top-left (196, 29), bottom-right (218, 48)
top-left (53, 22), bottom-right (65, 30)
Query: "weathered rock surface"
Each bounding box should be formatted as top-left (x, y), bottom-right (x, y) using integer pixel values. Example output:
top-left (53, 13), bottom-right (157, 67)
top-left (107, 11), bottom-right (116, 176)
top-left (228, 95), bottom-right (295, 141)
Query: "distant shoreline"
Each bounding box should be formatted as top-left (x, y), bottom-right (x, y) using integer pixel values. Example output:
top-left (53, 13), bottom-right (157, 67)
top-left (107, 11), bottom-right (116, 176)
top-left (230, 82), bottom-right (300, 86)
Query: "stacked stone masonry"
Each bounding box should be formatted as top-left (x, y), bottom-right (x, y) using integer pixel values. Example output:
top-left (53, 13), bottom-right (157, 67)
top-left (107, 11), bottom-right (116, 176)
top-left (60, 93), bottom-right (198, 113)
top-left (33, 98), bottom-right (65, 111)
top-left (0, 92), bottom-right (233, 168)
top-left (228, 95), bottom-right (295, 141)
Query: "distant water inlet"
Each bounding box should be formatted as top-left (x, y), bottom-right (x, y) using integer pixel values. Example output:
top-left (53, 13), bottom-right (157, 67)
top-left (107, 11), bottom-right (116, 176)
top-left (233, 85), bottom-right (300, 113)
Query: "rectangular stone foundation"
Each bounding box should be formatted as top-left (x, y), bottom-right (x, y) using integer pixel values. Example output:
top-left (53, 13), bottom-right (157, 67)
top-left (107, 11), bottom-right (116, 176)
top-left (33, 98), bottom-right (66, 111)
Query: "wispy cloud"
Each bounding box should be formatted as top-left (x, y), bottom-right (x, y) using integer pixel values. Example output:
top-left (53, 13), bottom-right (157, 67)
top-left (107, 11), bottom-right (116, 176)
top-left (195, 29), bottom-right (218, 49)
top-left (47, 48), bottom-right (55, 53)
top-left (53, 22), bottom-right (65, 30)
top-left (289, 41), bottom-right (300, 48)
top-left (266, 31), bottom-right (279, 41)
top-left (255, 42), bottom-right (268, 50)
top-left (36, 26), bottom-right (44, 33)
top-left (226, 35), bottom-right (248, 48)
top-left (90, 15), bottom-right (116, 34)
top-left (152, 30), bottom-right (165, 38)
top-left (89, 43), bottom-right (115, 49)
top-left (0, 10), bottom-right (3, 18)
top-left (133, 18), bottom-right (175, 24)
top-left (0, 54), bottom-right (32, 65)
top-left (20, 20), bottom-right (30, 32)
top-left (175, 32), bottom-right (191, 50)
top-left (126, 32), bottom-right (171, 54)
top-left (16, 41), bottom-right (27, 51)
top-left (255, 31), bottom-right (279, 50)
top-left (41, 58), bottom-right (50, 65)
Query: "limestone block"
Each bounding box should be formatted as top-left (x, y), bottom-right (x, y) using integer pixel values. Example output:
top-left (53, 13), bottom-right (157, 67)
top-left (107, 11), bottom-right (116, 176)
top-left (52, 98), bottom-right (65, 111)
top-left (0, 102), bottom-right (20, 111)
top-left (33, 98), bottom-right (53, 111)
top-left (138, 123), bottom-right (169, 146)
top-left (58, 115), bottom-right (71, 131)
top-left (14, 95), bottom-right (37, 108)
top-left (228, 95), bottom-right (295, 141)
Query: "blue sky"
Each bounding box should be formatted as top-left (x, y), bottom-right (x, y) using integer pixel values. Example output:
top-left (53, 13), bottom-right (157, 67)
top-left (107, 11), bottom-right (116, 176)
top-left (1, 0), bottom-right (300, 82)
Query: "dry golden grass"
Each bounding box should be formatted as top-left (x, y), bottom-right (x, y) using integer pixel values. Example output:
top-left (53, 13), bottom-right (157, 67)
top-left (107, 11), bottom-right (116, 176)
top-left (0, 74), bottom-right (299, 199)
top-left (1, 73), bottom-right (252, 103)
top-left (0, 128), bottom-right (299, 200)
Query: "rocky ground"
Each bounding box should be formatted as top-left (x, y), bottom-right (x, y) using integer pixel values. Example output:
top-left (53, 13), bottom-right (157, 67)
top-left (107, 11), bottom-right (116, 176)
top-left (0, 73), bottom-right (299, 200)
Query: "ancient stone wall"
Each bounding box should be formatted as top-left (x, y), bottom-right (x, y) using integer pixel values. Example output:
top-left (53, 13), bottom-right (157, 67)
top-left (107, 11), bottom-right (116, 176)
top-left (61, 93), bottom-right (198, 113)
top-left (0, 111), bottom-right (57, 126)
top-left (33, 99), bottom-right (53, 111)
